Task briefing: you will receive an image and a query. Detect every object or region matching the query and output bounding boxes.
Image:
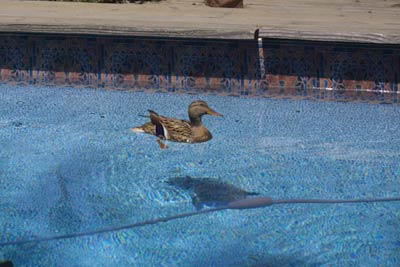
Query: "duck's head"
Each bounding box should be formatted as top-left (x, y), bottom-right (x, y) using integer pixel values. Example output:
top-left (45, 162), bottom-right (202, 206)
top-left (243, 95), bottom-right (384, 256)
top-left (188, 100), bottom-right (223, 124)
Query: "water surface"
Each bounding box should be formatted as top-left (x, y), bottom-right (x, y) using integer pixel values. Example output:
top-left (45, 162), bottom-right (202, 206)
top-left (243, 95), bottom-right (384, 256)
top-left (0, 84), bottom-right (399, 266)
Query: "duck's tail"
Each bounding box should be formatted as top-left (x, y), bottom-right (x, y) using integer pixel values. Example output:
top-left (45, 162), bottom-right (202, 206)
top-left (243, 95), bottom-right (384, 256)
top-left (131, 110), bottom-right (155, 133)
top-left (131, 127), bottom-right (145, 133)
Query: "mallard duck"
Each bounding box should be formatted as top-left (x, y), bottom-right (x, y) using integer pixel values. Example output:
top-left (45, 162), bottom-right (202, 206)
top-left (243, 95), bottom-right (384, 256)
top-left (131, 100), bottom-right (222, 148)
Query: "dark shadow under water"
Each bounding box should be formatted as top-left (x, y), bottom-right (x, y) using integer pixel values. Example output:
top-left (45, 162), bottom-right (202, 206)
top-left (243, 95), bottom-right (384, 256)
top-left (1, 176), bottom-right (399, 247)
top-left (166, 176), bottom-right (259, 209)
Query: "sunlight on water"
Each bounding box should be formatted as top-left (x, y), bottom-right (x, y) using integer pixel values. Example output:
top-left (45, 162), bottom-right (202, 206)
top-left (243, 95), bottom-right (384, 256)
top-left (0, 84), bottom-right (399, 266)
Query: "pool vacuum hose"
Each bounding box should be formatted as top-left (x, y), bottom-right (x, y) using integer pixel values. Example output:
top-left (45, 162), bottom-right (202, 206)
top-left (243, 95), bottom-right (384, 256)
top-left (1, 196), bottom-right (399, 246)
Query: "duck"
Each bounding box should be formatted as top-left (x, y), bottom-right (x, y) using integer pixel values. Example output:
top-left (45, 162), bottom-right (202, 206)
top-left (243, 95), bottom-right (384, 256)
top-left (131, 100), bottom-right (222, 148)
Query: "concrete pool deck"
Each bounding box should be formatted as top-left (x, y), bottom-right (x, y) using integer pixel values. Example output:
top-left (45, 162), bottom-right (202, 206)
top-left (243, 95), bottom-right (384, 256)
top-left (1, 0), bottom-right (400, 43)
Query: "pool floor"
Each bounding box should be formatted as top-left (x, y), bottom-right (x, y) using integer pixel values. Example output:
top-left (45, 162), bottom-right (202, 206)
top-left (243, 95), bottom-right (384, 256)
top-left (0, 84), bottom-right (399, 266)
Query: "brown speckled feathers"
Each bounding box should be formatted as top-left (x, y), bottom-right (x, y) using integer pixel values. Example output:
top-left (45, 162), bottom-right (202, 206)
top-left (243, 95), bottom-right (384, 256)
top-left (131, 100), bottom-right (222, 144)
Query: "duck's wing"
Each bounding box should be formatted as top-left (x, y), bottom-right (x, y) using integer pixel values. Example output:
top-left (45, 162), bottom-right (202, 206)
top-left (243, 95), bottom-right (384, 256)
top-left (149, 110), bottom-right (193, 142)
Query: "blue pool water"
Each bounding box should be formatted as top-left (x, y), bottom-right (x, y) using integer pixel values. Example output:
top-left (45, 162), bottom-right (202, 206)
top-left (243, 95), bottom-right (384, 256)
top-left (0, 84), bottom-right (399, 266)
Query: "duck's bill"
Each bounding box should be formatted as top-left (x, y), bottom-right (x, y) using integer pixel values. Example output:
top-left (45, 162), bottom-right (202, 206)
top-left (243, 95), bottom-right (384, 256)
top-left (207, 109), bottom-right (223, 117)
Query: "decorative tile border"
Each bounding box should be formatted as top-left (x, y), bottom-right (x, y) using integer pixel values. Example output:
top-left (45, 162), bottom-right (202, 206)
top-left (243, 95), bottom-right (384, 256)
top-left (0, 33), bottom-right (399, 103)
top-left (260, 39), bottom-right (400, 103)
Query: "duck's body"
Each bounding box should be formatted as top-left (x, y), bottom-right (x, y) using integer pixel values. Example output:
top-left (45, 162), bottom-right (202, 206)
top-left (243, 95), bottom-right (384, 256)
top-left (131, 100), bottom-right (222, 146)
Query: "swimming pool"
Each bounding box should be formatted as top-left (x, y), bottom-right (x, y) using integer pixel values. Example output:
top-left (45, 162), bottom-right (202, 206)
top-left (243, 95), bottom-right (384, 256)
top-left (0, 84), bottom-right (399, 266)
